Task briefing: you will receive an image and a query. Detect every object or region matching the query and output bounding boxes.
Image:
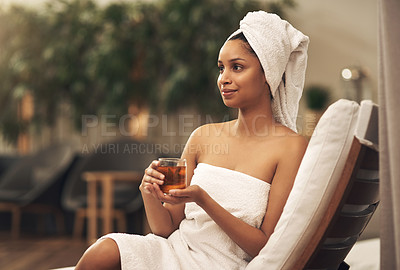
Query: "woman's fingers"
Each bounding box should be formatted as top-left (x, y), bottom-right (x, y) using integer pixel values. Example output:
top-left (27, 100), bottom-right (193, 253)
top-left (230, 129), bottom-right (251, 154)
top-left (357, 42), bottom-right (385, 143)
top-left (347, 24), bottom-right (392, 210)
top-left (142, 161), bottom-right (165, 185)
top-left (149, 160), bottom-right (165, 178)
top-left (142, 182), bottom-right (164, 200)
top-left (153, 183), bottom-right (167, 200)
top-left (168, 189), bottom-right (186, 197)
top-left (153, 184), bottom-right (177, 203)
top-left (169, 185), bottom-right (204, 205)
top-left (143, 174), bottom-right (164, 185)
top-left (150, 160), bottom-right (160, 169)
top-left (151, 184), bottom-right (191, 204)
top-left (145, 167), bottom-right (165, 180)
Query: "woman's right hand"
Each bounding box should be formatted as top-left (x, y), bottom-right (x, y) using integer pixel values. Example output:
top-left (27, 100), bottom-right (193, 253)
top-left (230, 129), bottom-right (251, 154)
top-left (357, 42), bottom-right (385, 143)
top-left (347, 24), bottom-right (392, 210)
top-left (140, 160), bottom-right (165, 198)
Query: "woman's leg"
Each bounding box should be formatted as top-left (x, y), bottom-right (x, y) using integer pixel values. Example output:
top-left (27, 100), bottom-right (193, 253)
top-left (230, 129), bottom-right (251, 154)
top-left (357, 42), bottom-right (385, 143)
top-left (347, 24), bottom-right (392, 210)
top-left (75, 238), bottom-right (121, 270)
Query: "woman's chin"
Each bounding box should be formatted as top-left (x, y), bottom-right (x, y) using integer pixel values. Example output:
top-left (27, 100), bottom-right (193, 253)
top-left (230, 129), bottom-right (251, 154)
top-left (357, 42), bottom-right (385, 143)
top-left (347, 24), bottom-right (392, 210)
top-left (222, 99), bottom-right (239, 108)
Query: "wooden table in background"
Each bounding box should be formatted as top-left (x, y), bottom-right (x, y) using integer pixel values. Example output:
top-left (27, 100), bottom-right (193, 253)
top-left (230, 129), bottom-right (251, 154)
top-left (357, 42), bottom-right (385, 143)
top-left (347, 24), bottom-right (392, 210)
top-left (82, 171), bottom-right (143, 244)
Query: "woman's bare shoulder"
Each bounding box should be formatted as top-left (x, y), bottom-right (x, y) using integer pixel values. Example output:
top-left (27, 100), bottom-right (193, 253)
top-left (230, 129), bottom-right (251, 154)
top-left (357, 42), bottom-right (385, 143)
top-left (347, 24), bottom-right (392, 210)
top-left (184, 121), bottom-right (234, 162)
top-left (272, 125), bottom-right (308, 156)
top-left (190, 120), bottom-right (235, 138)
top-left (284, 134), bottom-right (308, 155)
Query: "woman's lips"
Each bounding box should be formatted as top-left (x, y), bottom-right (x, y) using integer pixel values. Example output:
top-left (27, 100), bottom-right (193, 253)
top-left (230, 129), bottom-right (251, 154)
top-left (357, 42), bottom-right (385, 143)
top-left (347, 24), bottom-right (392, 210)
top-left (222, 89), bottom-right (237, 97)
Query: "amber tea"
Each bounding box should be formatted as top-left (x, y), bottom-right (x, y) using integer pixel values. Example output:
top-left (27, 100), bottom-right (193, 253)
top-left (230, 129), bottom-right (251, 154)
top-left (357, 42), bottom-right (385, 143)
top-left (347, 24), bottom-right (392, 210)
top-left (158, 158), bottom-right (186, 193)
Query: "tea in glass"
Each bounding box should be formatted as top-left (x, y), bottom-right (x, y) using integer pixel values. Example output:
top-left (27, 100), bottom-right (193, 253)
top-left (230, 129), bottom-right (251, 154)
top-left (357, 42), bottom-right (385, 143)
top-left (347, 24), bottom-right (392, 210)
top-left (158, 158), bottom-right (186, 193)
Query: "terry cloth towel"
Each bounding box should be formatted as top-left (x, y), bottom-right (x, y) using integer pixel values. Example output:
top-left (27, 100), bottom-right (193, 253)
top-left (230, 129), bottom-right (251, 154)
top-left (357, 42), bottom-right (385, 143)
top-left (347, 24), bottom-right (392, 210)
top-left (228, 11), bottom-right (310, 132)
top-left (101, 163), bottom-right (271, 270)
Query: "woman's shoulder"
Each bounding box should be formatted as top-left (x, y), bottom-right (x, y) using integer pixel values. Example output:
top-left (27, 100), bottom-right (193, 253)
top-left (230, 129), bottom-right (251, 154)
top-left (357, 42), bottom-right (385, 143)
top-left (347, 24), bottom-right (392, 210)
top-left (271, 124), bottom-right (308, 155)
top-left (190, 120), bottom-right (235, 139)
top-left (184, 121), bottom-right (234, 161)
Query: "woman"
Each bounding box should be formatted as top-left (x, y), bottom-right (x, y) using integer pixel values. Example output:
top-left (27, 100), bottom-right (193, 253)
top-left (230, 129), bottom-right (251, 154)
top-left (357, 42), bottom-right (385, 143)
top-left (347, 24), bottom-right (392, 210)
top-left (75, 11), bottom-right (309, 270)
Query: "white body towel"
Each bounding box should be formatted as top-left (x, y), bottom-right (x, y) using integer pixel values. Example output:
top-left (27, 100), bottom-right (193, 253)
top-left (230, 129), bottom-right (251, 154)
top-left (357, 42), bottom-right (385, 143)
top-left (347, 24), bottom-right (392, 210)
top-left (102, 163), bottom-right (271, 270)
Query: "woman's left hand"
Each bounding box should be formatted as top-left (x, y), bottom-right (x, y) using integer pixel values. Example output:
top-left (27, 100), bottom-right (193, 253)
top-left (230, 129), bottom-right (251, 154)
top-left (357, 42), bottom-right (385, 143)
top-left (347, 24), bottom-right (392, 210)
top-left (151, 184), bottom-right (206, 206)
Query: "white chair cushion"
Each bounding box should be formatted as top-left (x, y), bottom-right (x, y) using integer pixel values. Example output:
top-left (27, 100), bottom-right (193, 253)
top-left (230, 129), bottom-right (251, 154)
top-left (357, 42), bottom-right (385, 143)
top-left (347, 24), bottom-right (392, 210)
top-left (355, 100), bottom-right (379, 151)
top-left (246, 99), bottom-right (360, 270)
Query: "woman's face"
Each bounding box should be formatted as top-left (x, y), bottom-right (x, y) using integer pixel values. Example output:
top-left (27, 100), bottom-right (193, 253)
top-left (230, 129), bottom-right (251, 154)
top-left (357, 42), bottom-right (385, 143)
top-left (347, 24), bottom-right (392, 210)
top-left (217, 39), bottom-right (269, 109)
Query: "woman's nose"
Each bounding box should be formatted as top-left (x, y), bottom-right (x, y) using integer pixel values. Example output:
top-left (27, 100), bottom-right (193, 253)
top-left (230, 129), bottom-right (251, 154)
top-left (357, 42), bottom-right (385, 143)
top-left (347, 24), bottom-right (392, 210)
top-left (218, 71), bottom-right (232, 85)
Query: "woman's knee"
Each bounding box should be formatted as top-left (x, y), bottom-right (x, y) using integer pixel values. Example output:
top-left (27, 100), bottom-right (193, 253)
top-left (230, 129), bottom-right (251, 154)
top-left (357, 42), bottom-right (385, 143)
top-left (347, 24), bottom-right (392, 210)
top-left (75, 238), bottom-right (121, 270)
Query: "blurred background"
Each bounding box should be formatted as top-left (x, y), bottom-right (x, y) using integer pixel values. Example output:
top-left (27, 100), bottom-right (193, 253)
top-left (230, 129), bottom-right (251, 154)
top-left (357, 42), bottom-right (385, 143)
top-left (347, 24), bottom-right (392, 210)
top-left (0, 0), bottom-right (378, 269)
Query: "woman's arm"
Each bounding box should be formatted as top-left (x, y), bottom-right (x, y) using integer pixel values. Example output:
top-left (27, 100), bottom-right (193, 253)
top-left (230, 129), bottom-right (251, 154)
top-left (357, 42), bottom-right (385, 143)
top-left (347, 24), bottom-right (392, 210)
top-left (164, 135), bottom-right (307, 257)
top-left (139, 128), bottom-right (200, 238)
top-left (139, 162), bottom-right (178, 237)
top-left (259, 136), bottom-right (307, 243)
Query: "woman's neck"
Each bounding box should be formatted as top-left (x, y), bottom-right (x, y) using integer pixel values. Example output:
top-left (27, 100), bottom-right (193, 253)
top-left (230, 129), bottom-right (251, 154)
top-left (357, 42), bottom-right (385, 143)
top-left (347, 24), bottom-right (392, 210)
top-left (232, 105), bottom-right (276, 137)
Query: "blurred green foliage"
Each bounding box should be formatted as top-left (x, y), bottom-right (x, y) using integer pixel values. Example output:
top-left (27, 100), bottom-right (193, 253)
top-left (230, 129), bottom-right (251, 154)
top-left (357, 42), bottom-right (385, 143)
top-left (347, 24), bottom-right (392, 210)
top-left (0, 0), bottom-right (295, 144)
top-left (305, 85), bottom-right (330, 110)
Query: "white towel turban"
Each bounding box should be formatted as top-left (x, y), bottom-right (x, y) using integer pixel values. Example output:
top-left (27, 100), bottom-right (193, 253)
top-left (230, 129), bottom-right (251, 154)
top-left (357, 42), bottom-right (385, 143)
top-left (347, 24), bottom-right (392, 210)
top-left (227, 11), bottom-right (309, 132)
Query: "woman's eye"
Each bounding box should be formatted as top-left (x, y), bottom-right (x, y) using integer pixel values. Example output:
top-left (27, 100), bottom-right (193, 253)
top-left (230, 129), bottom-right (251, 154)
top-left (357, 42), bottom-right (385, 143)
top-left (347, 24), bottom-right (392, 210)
top-left (233, 64), bottom-right (243, 71)
top-left (218, 66), bottom-right (224, 73)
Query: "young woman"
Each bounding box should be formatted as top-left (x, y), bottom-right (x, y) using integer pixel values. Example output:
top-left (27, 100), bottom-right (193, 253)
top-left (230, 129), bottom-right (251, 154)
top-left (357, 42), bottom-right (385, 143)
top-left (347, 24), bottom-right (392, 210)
top-left (75, 11), bottom-right (309, 270)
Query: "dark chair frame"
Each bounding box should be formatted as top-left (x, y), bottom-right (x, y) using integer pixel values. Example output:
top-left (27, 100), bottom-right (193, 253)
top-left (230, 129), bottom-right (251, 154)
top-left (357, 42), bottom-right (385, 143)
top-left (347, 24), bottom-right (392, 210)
top-left (294, 138), bottom-right (379, 269)
top-left (0, 143), bottom-right (75, 238)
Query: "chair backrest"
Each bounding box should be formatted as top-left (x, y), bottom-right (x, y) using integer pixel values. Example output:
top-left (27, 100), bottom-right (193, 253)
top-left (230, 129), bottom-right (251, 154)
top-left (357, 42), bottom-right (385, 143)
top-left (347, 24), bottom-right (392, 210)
top-left (298, 138), bottom-right (379, 269)
top-left (61, 138), bottom-right (158, 212)
top-left (300, 101), bottom-right (379, 270)
top-left (0, 143), bottom-right (75, 206)
top-left (246, 99), bottom-right (379, 270)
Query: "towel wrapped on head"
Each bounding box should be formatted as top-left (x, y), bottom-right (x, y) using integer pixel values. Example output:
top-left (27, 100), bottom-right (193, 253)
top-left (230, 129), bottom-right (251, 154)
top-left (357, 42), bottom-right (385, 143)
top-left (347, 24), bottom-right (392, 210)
top-left (227, 11), bottom-right (309, 132)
